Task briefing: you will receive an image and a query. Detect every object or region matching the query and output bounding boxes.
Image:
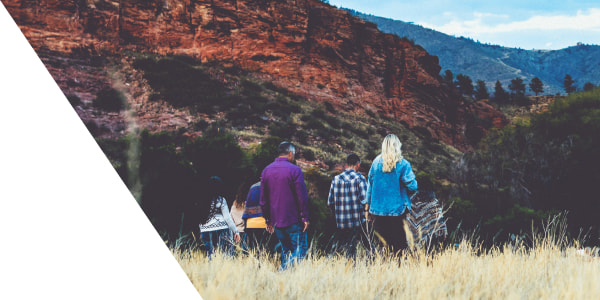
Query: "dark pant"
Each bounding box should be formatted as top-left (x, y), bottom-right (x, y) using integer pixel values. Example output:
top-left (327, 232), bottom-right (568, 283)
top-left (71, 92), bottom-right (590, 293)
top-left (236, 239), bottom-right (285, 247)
top-left (274, 222), bottom-right (308, 270)
top-left (372, 212), bottom-right (408, 255)
top-left (334, 222), bottom-right (373, 258)
top-left (200, 229), bottom-right (233, 258)
top-left (245, 228), bottom-right (278, 254)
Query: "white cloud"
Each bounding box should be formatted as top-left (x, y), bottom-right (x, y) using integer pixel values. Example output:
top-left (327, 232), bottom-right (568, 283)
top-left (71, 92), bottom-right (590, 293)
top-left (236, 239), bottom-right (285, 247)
top-left (421, 8), bottom-right (600, 36)
top-left (472, 12), bottom-right (510, 20)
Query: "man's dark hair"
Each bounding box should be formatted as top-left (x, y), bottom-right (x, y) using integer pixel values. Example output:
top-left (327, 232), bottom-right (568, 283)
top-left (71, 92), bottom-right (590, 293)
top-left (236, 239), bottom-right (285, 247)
top-left (346, 153), bottom-right (360, 166)
top-left (278, 141), bottom-right (296, 156)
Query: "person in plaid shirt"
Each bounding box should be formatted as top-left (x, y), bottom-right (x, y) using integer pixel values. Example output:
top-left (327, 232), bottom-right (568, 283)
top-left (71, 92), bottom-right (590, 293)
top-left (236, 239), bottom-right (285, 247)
top-left (327, 153), bottom-right (371, 258)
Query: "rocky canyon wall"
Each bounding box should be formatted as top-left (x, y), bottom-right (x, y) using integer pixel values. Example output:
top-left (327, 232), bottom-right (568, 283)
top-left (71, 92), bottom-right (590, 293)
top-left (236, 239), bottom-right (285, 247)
top-left (5, 0), bottom-right (507, 150)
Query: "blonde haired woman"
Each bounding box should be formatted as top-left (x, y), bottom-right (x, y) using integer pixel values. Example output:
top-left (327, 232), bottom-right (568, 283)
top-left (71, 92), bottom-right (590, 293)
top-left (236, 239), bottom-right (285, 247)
top-left (366, 134), bottom-right (418, 255)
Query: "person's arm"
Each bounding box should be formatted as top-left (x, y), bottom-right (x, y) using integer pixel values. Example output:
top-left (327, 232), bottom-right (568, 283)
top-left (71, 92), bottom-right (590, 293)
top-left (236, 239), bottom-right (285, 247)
top-left (365, 164), bottom-right (375, 221)
top-left (259, 174), bottom-right (274, 233)
top-left (259, 174), bottom-right (270, 226)
top-left (327, 178), bottom-right (336, 213)
top-left (401, 161), bottom-right (418, 192)
top-left (366, 163), bottom-right (375, 206)
top-left (294, 168), bottom-right (310, 231)
top-left (242, 186), bottom-right (253, 220)
top-left (220, 197), bottom-right (241, 243)
top-left (358, 175), bottom-right (368, 206)
top-left (230, 205), bottom-right (244, 231)
top-left (352, 175), bottom-right (367, 222)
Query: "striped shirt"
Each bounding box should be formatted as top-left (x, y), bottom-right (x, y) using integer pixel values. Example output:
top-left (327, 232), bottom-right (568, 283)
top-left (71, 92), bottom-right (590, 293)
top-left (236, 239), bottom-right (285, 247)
top-left (327, 169), bottom-right (368, 229)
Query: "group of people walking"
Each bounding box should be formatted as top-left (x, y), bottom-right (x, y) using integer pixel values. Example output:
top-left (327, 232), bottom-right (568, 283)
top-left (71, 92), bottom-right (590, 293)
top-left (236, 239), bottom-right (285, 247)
top-left (198, 134), bottom-right (418, 270)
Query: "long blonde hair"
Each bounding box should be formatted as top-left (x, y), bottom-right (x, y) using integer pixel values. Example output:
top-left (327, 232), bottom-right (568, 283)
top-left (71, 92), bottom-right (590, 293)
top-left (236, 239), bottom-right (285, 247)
top-left (381, 134), bottom-right (403, 173)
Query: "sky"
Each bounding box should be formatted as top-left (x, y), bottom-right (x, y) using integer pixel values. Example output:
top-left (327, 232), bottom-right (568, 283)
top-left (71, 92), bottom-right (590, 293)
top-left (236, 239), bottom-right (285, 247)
top-left (327, 0), bottom-right (600, 50)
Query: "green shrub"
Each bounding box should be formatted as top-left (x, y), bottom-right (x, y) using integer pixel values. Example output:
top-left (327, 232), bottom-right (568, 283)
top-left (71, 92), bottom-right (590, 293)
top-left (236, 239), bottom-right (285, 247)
top-left (193, 119), bottom-right (209, 131)
top-left (84, 120), bottom-right (99, 135)
top-left (66, 94), bottom-right (82, 107)
top-left (341, 121), bottom-right (369, 138)
top-left (366, 109), bottom-right (377, 118)
top-left (324, 102), bottom-right (335, 112)
top-left (457, 89), bottom-right (600, 243)
top-left (240, 78), bottom-right (263, 97)
top-left (415, 171), bottom-right (436, 191)
top-left (482, 204), bottom-right (552, 238)
top-left (296, 130), bottom-right (309, 144)
top-left (344, 140), bottom-right (356, 151)
top-left (252, 136), bottom-right (281, 174)
top-left (93, 88), bottom-right (125, 112)
top-left (412, 126), bottom-right (431, 139)
top-left (303, 167), bottom-right (335, 240)
top-left (269, 122), bottom-right (296, 139)
top-left (95, 129), bottom-right (258, 240)
top-left (305, 118), bottom-right (325, 131)
top-left (133, 56), bottom-right (228, 112)
top-left (302, 148), bottom-right (316, 161)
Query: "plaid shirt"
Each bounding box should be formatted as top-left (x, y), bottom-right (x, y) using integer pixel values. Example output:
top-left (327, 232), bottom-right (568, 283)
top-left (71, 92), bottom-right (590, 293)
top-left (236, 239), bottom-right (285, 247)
top-left (327, 169), bottom-right (368, 229)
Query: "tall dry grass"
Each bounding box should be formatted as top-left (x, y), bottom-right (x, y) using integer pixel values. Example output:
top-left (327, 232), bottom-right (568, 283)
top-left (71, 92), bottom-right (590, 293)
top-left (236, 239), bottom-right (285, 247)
top-left (175, 216), bottom-right (600, 299)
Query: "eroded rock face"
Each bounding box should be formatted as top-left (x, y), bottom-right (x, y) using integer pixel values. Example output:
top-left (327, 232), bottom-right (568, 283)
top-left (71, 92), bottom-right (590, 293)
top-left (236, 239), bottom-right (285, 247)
top-left (5, 0), bottom-right (507, 151)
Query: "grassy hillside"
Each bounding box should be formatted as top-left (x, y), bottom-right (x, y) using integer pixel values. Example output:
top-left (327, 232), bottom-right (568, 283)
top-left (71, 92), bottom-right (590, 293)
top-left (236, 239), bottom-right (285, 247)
top-left (128, 53), bottom-right (461, 171)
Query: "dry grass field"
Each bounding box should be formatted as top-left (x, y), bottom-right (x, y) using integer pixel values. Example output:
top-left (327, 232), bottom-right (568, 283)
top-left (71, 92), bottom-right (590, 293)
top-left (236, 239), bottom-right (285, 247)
top-left (175, 221), bottom-right (600, 300)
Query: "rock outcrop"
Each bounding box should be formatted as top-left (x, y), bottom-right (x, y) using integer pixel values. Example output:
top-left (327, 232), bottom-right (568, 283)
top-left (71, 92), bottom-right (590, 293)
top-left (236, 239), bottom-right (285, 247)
top-left (5, 0), bottom-right (507, 151)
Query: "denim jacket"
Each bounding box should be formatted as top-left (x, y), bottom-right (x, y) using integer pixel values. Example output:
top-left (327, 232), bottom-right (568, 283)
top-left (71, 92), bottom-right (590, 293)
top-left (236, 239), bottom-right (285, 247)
top-left (366, 155), bottom-right (418, 216)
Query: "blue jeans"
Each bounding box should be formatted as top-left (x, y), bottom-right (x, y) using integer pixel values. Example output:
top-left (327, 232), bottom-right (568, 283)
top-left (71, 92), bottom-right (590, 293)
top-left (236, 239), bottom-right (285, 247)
top-left (274, 222), bottom-right (308, 270)
top-left (201, 229), bottom-right (233, 258)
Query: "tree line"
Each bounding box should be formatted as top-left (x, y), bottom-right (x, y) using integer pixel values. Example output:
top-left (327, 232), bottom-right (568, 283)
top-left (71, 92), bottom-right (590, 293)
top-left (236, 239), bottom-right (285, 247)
top-left (448, 88), bottom-right (600, 245)
top-left (442, 70), bottom-right (597, 104)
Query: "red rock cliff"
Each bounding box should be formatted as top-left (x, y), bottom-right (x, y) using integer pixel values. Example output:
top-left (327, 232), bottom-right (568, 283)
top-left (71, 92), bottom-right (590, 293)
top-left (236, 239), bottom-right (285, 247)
top-left (5, 0), bottom-right (504, 151)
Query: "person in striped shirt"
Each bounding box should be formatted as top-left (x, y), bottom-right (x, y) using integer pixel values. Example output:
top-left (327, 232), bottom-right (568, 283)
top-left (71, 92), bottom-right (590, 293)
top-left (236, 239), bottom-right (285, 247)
top-left (327, 153), bottom-right (371, 258)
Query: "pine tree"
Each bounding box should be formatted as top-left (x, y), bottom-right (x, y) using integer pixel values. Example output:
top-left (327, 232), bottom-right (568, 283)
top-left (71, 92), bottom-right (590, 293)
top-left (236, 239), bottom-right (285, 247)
top-left (493, 80), bottom-right (508, 104)
top-left (529, 77), bottom-right (544, 96)
top-left (564, 74), bottom-right (576, 94)
top-left (443, 70), bottom-right (453, 83)
top-left (583, 82), bottom-right (596, 92)
top-left (455, 74), bottom-right (474, 97)
top-left (474, 80), bottom-right (489, 100)
top-left (509, 78), bottom-right (526, 96)
top-left (509, 78), bottom-right (528, 105)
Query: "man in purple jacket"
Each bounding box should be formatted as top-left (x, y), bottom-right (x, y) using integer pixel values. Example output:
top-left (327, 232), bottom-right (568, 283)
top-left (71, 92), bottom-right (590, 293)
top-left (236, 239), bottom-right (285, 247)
top-left (260, 141), bottom-right (309, 270)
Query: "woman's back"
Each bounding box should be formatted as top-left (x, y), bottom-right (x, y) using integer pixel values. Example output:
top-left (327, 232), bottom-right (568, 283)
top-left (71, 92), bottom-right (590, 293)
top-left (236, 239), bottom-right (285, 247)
top-left (367, 155), bottom-right (417, 216)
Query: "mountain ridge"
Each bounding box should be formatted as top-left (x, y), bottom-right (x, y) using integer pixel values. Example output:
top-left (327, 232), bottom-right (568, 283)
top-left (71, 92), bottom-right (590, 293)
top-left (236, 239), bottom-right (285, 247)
top-left (348, 10), bottom-right (600, 95)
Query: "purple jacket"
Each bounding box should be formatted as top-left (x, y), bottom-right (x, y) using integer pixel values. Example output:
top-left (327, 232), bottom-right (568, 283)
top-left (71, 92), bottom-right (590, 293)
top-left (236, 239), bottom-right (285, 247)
top-left (260, 157), bottom-right (309, 228)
